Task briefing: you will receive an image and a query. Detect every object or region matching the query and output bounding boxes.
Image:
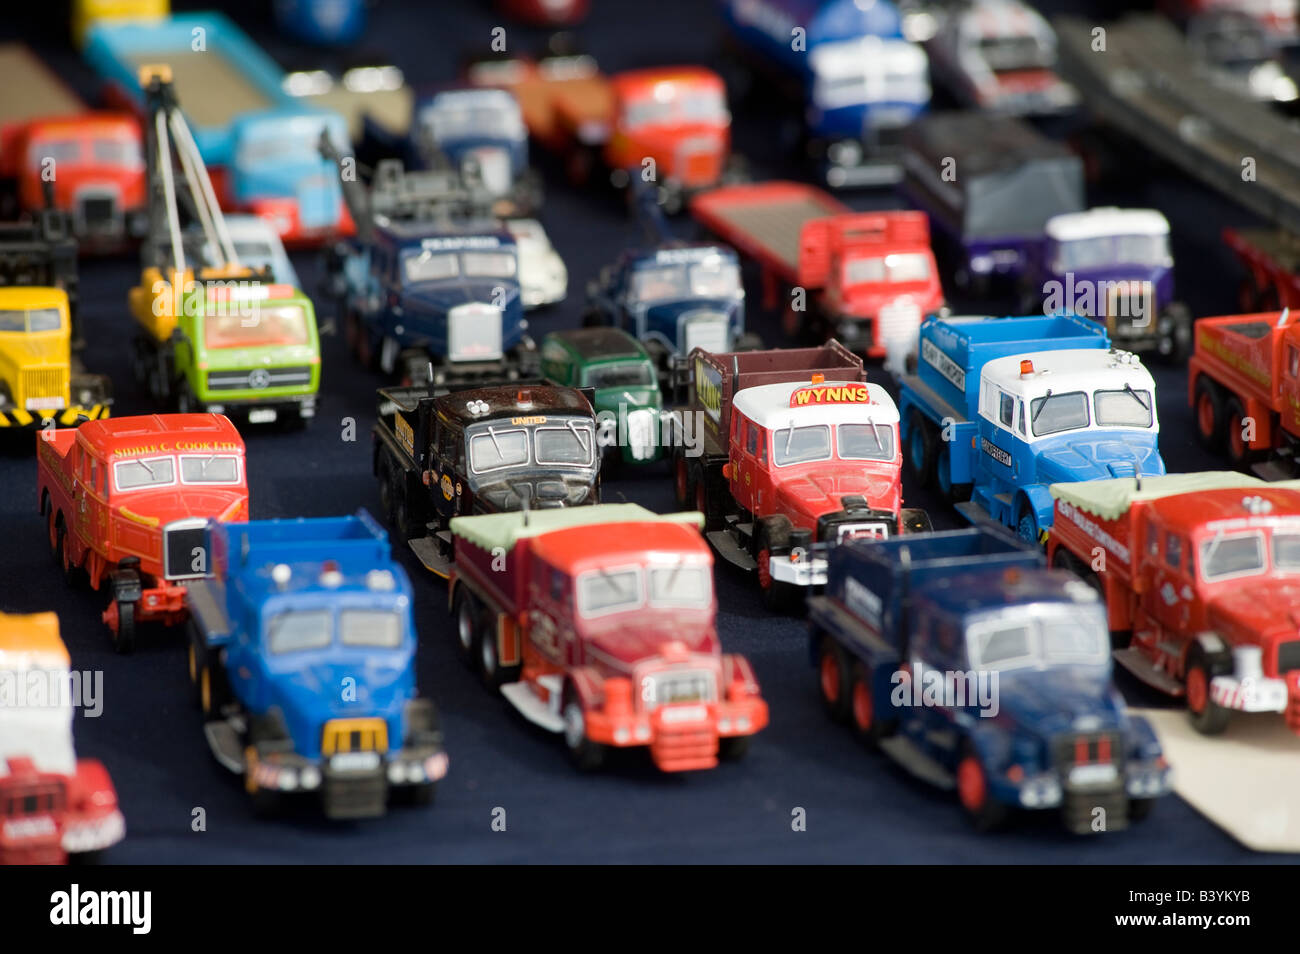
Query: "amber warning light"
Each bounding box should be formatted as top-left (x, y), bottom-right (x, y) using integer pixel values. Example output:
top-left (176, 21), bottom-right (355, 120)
top-left (1020, 360), bottom-right (1035, 378)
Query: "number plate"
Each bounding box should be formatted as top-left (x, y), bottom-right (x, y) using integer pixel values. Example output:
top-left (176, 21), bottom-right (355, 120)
top-left (1068, 763), bottom-right (1118, 787)
top-left (660, 705), bottom-right (708, 724)
top-left (248, 409), bottom-right (278, 424)
top-left (330, 751), bottom-right (380, 773)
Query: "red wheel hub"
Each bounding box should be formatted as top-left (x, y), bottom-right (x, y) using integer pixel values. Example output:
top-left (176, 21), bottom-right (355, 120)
top-left (956, 756), bottom-right (986, 812)
top-left (675, 458), bottom-right (687, 502)
top-left (1229, 414), bottom-right (1245, 458)
top-left (819, 649), bottom-right (840, 703)
top-left (1186, 666), bottom-right (1208, 714)
top-left (1197, 394), bottom-right (1214, 438)
top-left (852, 680), bottom-right (872, 731)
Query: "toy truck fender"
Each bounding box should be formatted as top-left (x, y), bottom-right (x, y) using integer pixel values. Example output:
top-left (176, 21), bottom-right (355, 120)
top-left (1126, 711), bottom-right (1164, 762)
top-left (1015, 483), bottom-right (1057, 543)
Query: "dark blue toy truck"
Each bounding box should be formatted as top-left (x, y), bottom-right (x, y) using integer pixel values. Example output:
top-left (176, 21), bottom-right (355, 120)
top-left (184, 511), bottom-right (448, 819)
top-left (809, 526), bottom-right (1171, 833)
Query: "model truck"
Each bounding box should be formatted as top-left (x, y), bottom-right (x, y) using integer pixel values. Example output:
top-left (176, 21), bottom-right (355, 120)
top-left (901, 112), bottom-right (1085, 297)
top-left (809, 527), bottom-right (1170, 832)
top-left (85, 13), bottom-right (353, 244)
top-left (540, 328), bottom-right (665, 466)
top-left (1189, 308), bottom-right (1300, 476)
top-left (718, 0), bottom-right (931, 189)
top-left (184, 512), bottom-right (447, 819)
top-left (670, 340), bottom-right (927, 609)
top-left (447, 503), bottom-right (768, 771)
top-left (36, 413), bottom-right (249, 653)
top-left (1226, 226), bottom-right (1300, 313)
top-left (0, 44), bottom-right (145, 250)
top-left (691, 181), bottom-right (944, 371)
top-left (1047, 472), bottom-right (1300, 736)
top-left (128, 69), bottom-right (322, 427)
top-left (0, 612), bottom-right (127, 863)
top-left (924, 0), bottom-right (1077, 115)
top-left (899, 314), bottom-right (1166, 543)
top-left (374, 382), bottom-right (600, 576)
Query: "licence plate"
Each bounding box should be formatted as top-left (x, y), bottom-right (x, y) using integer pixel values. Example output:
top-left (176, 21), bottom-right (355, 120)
top-left (660, 705), bottom-right (708, 724)
top-left (248, 409), bottom-right (278, 424)
top-left (26, 398), bottom-right (65, 411)
top-left (1068, 763), bottom-right (1118, 786)
top-left (330, 752), bottom-right (380, 773)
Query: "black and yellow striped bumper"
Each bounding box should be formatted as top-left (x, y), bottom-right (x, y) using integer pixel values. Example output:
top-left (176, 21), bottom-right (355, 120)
top-left (0, 404), bottom-right (110, 428)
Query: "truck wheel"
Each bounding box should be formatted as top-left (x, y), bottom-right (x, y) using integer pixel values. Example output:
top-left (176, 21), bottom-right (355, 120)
top-left (673, 454), bottom-right (694, 509)
top-left (815, 634), bottom-right (852, 723)
top-left (1159, 304), bottom-right (1193, 364)
top-left (936, 443), bottom-right (973, 503)
top-left (244, 747), bottom-right (281, 819)
top-left (199, 657), bottom-right (231, 721)
top-left (849, 662), bottom-right (885, 746)
top-left (692, 464), bottom-right (720, 531)
top-left (452, 587), bottom-right (482, 669)
top-left (755, 518), bottom-right (796, 612)
top-left (561, 685), bottom-right (606, 772)
top-left (49, 510), bottom-right (79, 585)
top-left (904, 410), bottom-right (936, 489)
top-left (956, 748), bottom-right (1010, 832)
top-left (1015, 502), bottom-right (1042, 547)
top-left (1184, 650), bottom-right (1231, 735)
top-left (1224, 397), bottom-right (1263, 469)
top-left (1194, 377), bottom-right (1226, 453)
top-left (477, 614), bottom-right (520, 688)
top-left (111, 601), bottom-right (135, 655)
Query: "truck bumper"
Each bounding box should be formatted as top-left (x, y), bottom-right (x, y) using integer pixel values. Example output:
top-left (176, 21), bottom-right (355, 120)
top-left (585, 698), bottom-right (768, 772)
top-left (1210, 674), bottom-right (1289, 713)
top-left (202, 393), bottom-right (317, 425)
top-left (63, 808), bottom-right (126, 856)
top-left (768, 552), bottom-right (828, 588)
top-left (0, 403), bottom-right (110, 428)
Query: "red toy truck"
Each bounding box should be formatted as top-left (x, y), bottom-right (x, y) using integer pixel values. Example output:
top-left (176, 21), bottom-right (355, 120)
top-left (690, 181), bottom-right (944, 368)
top-left (1047, 472), bottom-right (1300, 735)
top-left (1189, 308), bottom-right (1300, 476)
top-left (448, 503), bottom-right (768, 772)
top-left (670, 340), bottom-right (927, 609)
top-left (36, 413), bottom-right (249, 653)
top-left (0, 45), bottom-right (144, 249)
top-left (0, 611), bottom-right (125, 864)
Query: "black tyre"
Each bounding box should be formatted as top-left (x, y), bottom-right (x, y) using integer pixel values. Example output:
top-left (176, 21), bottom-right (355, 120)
top-left (673, 453), bottom-right (694, 509)
top-left (561, 685), bottom-right (606, 772)
top-left (718, 735), bottom-right (752, 761)
top-left (1185, 649), bottom-right (1231, 735)
top-left (692, 463), bottom-right (720, 532)
top-left (936, 441), bottom-right (973, 503)
top-left (452, 587), bottom-right (481, 669)
top-left (477, 611), bottom-right (520, 688)
top-left (904, 409), bottom-right (936, 489)
top-left (754, 517), bottom-right (797, 613)
top-left (111, 601), bottom-right (135, 655)
top-left (199, 657), bottom-right (231, 721)
top-left (1193, 376), bottom-right (1226, 454)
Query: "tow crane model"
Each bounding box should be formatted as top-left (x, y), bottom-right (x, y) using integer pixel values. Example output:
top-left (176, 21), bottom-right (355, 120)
top-left (126, 67), bottom-right (320, 427)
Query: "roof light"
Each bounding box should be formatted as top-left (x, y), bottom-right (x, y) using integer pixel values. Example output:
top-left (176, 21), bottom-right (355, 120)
top-left (366, 569), bottom-right (396, 592)
top-left (1019, 360), bottom-right (1034, 378)
top-left (466, 399), bottom-right (490, 417)
top-left (516, 389), bottom-right (533, 408)
top-left (1243, 495), bottom-right (1275, 515)
top-left (810, 373), bottom-right (825, 384)
top-left (320, 560), bottom-right (343, 588)
top-left (271, 564), bottom-right (291, 590)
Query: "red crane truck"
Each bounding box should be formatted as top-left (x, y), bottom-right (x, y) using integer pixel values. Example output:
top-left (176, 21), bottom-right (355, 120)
top-left (669, 340), bottom-right (928, 610)
top-left (447, 503), bottom-right (768, 772)
top-left (690, 181), bottom-right (944, 370)
top-left (1189, 307), bottom-right (1300, 477)
top-left (1047, 472), bottom-right (1300, 736)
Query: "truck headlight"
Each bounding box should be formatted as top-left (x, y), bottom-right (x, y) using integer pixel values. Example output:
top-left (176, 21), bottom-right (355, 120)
top-left (300, 767), bottom-right (321, 790)
top-left (388, 762), bottom-right (409, 784)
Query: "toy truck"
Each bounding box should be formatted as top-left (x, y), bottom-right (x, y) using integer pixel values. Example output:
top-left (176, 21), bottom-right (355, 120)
top-left (1028, 208), bottom-right (1192, 362)
top-left (670, 341), bottom-right (927, 609)
top-left (691, 181), bottom-right (944, 370)
top-left (413, 87), bottom-right (542, 215)
top-left (36, 413), bottom-right (249, 653)
top-left (505, 217), bottom-right (567, 309)
top-left (184, 512), bottom-right (447, 819)
top-left (1226, 227), bottom-right (1300, 313)
top-left (899, 314), bottom-right (1165, 543)
top-left (809, 527), bottom-right (1170, 832)
top-left (447, 503), bottom-right (768, 771)
top-left (540, 328), bottom-right (664, 466)
top-left (1188, 308), bottom-right (1300, 476)
top-left (718, 0), bottom-right (931, 189)
top-left (374, 382), bottom-right (600, 576)
top-left (0, 44), bottom-right (145, 250)
top-left (282, 61), bottom-right (413, 161)
top-left (1160, 0), bottom-right (1298, 47)
top-left (0, 612), bottom-right (127, 863)
top-left (924, 0), bottom-right (1077, 115)
top-left (901, 112), bottom-right (1085, 297)
top-left (1047, 472), bottom-right (1300, 736)
top-left (85, 13), bottom-right (353, 244)
top-left (583, 242), bottom-right (750, 376)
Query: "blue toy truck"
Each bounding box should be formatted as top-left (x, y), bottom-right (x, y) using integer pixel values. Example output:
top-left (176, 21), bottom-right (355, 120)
top-left (809, 526), bottom-right (1171, 833)
top-left (718, 0), bottom-right (930, 188)
top-left (899, 314), bottom-right (1165, 543)
top-left (184, 511), bottom-right (447, 819)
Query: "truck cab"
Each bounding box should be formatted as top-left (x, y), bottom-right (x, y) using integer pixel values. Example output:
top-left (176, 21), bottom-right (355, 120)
top-left (606, 68), bottom-right (731, 207)
top-left (1039, 208), bottom-right (1190, 360)
top-left (228, 110), bottom-right (351, 242)
top-left (586, 244), bottom-right (746, 372)
top-left (0, 287), bottom-right (110, 428)
top-left (416, 87), bottom-right (529, 199)
top-left (0, 612), bottom-right (126, 862)
top-left (972, 349), bottom-right (1165, 541)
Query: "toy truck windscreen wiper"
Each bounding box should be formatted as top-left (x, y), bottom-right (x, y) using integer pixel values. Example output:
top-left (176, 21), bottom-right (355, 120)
top-left (1031, 388), bottom-right (1053, 427)
top-left (566, 418), bottom-right (590, 453)
top-left (1201, 529), bottom-right (1225, 576)
top-left (486, 425), bottom-right (503, 459)
top-left (784, 417), bottom-right (796, 458)
top-left (1123, 383), bottom-right (1150, 412)
top-left (868, 417), bottom-right (884, 453)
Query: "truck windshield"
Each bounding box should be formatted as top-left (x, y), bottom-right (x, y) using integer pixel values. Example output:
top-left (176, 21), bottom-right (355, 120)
top-left (462, 251), bottom-right (517, 278)
top-left (1274, 533), bottom-right (1300, 571)
top-left (648, 565), bottom-right (711, 607)
top-left (631, 265), bottom-right (688, 302)
top-left (91, 138), bottom-right (142, 167)
top-left (114, 456), bottom-right (175, 491)
top-left (1056, 234), bottom-right (1170, 271)
top-left (1094, 388), bottom-right (1154, 428)
top-left (203, 305), bottom-right (311, 349)
top-left (837, 423), bottom-right (895, 462)
top-left (1030, 391), bottom-right (1090, 436)
top-left (534, 424), bottom-right (595, 465)
top-left (28, 140), bottom-right (79, 165)
top-left (843, 253), bottom-right (931, 286)
top-left (622, 90), bottom-right (726, 128)
top-left (469, 427), bottom-right (529, 471)
top-left (578, 568), bottom-right (642, 616)
top-left (582, 362), bottom-right (656, 389)
top-left (968, 607), bottom-right (1109, 671)
top-left (427, 104), bottom-right (521, 141)
top-left (268, 609), bottom-right (332, 654)
top-left (773, 424), bottom-right (832, 466)
top-left (691, 260), bottom-right (740, 297)
top-left (179, 455), bottom-right (241, 484)
top-left (340, 610), bottom-right (403, 648)
top-left (1200, 531), bottom-right (1267, 582)
top-left (404, 251), bottom-right (460, 283)
top-left (0, 308), bottom-right (61, 333)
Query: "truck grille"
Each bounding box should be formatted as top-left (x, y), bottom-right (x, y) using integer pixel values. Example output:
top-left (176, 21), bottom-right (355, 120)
top-left (80, 195), bottom-right (116, 227)
top-left (1278, 640), bottom-right (1300, 675)
top-left (876, 300), bottom-right (922, 342)
top-left (206, 366), bottom-right (313, 391)
top-left (3, 780), bottom-right (66, 818)
top-left (680, 311), bottom-right (728, 355)
top-left (1052, 730), bottom-right (1123, 790)
top-left (163, 520), bottom-right (208, 580)
top-left (448, 303), bottom-right (504, 362)
top-left (321, 718), bottom-right (389, 756)
top-left (20, 368), bottom-right (67, 407)
top-left (831, 521), bottom-right (891, 543)
top-left (642, 669), bottom-right (716, 709)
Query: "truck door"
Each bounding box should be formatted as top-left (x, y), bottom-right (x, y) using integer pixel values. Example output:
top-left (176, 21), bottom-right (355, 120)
top-left (1283, 334), bottom-right (1300, 437)
top-left (85, 452), bottom-right (109, 558)
top-left (1139, 519), bottom-right (1191, 637)
top-left (977, 383), bottom-right (1020, 488)
top-left (524, 559), bottom-right (565, 669)
top-left (431, 422), bottom-right (463, 523)
top-left (730, 412), bottom-right (757, 514)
